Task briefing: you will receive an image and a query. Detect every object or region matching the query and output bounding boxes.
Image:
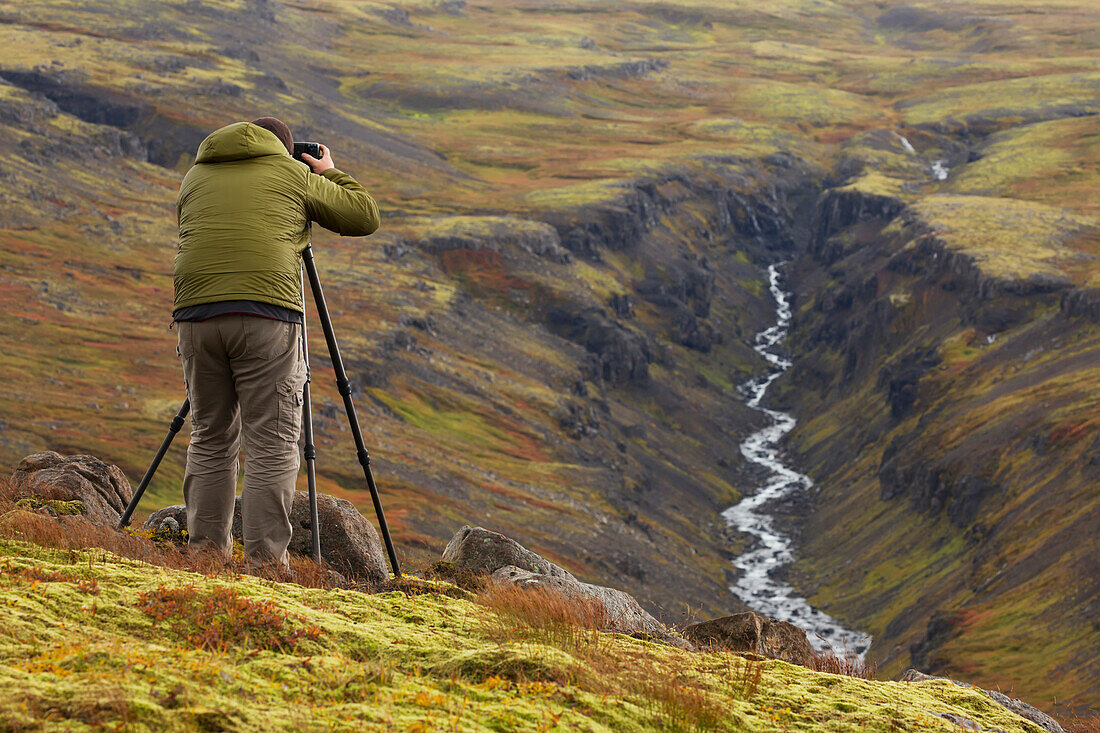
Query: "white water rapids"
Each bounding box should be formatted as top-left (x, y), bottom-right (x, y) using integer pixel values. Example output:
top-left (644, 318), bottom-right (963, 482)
top-left (722, 264), bottom-right (872, 658)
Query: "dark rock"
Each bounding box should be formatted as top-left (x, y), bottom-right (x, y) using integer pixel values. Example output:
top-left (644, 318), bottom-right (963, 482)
top-left (682, 611), bottom-right (813, 665)
top-left (418, 217), bottom-right (569, 262)
top-left (877, 7), bottom-right (980, 32)
top-left (670, 303), bottom-right (717, 352)
top-left (10, 451), bottom-right (133, 526)
top-left (544, 307), bottom-right (652, 383)
top-left (609, 292), bottom-right (634, 318)
top-left (809, 188), bottom-right (905, 264)
top-left (399, 314), bottom-right (438, 336)
top-left (1061, 287), bottom-right (1100, 324)
top-left (437, 1), bottom-right (466, 16)
top-left (559, 403), bottom-right (600, 439)
top-left (441, 525), bottom-right (572, 578)
top-left (880, 444), bottom-right (1000, 528)
top-left (562, 59), bottom-right (668, 82)
top-left (491, 565), bottom-right (692, 650)
top-left (143, 493), bottom-right (387, 584)
top-left (879, 350), bottom-right (940, 418)
top-left (900, 669), bottom-right (1063, 733)
top-left (220, 43), bottom-right (260, 62)
top-left (909, 610), bottom-right (964, 673)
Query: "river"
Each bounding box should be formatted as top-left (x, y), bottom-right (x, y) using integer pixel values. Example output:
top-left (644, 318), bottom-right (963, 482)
top-left (722, 264), bottom-right (872, 658)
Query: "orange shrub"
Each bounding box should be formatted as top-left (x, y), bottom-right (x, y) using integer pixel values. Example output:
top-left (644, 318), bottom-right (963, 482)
top-left (136, 584), bottom-right (323, 652)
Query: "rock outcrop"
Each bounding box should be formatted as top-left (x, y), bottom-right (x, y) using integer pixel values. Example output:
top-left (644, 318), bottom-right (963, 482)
top-left (682, 611), bottom-right (814, 665)
top-left (899, 669), bottom-right (1064, 733)
top-left (543, 306), bottom-right (652, 384)
top-left (144, 493), bottom-right (387, 584)
top-left (10, 452), bottom-right (133, 526)
top-left (442, 525), bottom-right (691, 649)
top-left (441, 525), bottom-right (572, 578)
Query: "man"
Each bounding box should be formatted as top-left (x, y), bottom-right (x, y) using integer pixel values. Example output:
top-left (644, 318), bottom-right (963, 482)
top-left (173, 117), bottom-right (379, 571)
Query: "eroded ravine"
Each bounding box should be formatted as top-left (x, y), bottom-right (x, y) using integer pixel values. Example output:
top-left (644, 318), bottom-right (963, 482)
top-left (723, 264), bottom-right (872, 658)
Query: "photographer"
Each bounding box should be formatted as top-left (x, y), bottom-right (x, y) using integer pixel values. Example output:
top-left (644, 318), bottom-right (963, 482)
top-left (173, 117), bottom-right (379, 573)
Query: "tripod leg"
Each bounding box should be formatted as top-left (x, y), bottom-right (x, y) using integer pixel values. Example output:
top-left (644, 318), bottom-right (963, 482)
top-left (118, 399), bottom-right (190, 529)
top-left (302, 379), bottom-right (322, 564)
top-left (302, 245), bottom-right (402, 578)
top-left (300, 273), bottom-right (322, 565)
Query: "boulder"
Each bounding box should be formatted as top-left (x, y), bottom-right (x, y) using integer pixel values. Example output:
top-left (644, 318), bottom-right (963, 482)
top-left (144, 505), bottom-right (187, 535)
top-left (143, 493), bottom-right (387, 584)
top-left (683, 611), bottom-right (814, 665)
top-left (899, 669), bottom-right (1063, 733)
top-left (492, 565), bottom-right (692, 651)
top-left (287, 493), bottom-right (387, 585)
top-left (441, 525), bottom-right (573, 579)
top-left (10, 452), bottom-right (133, 526)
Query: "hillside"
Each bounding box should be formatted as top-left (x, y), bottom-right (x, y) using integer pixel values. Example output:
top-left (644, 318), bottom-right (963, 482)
top-left (0, 535), bottom-right (1063, 731)
top-left (0, 0), bottom-right (1097, 717)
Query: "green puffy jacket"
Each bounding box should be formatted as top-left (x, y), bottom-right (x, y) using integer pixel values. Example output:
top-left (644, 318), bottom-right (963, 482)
top-left (174, 121), bottom-right (380, 312)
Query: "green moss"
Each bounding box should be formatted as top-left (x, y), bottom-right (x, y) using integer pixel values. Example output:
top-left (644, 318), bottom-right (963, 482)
top-left (908, 194), bottom-right (1096, 281)
top-left (14, 498), bottom-right (85, 516)
top-left (0, 540), bottom-right (1054, 731)
top-left (902, 72), bottom-right (1100, 127)
top-left (836, 172), bottom-right (909, 199)
top-left (525, 180), bottom-right (632, 210)
top-left (943, 116), bottom-right (1100, 215)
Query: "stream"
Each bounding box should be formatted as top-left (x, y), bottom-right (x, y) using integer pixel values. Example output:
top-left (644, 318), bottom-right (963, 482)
top-left (722, 264), bottom-right (872, 658)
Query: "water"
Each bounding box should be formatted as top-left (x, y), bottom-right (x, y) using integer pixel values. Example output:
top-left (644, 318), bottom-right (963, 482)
top-left (894, 132), bottom-right (917, 155)
top-left (896, 130), bottom-right (950, 181)
top-left (722, 264), bottom-right (872, 658)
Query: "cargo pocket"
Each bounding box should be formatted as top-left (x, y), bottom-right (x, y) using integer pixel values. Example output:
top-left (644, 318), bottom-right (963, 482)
top-left (177, 321), bottom-right (195, 360)
top-left (276, 362), bottom-right (307, 442)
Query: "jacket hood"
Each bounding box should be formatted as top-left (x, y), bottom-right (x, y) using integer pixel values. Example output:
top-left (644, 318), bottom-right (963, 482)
top-left (194, 122), bottom-right (290, 163)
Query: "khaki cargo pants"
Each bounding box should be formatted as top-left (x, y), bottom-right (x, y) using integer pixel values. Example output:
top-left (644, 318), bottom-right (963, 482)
top-left (177, 315), bottom-right (307, 567)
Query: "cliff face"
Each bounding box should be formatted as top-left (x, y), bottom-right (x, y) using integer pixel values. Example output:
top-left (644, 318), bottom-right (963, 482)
top-left (775, 174), bottom-right (1100, 710)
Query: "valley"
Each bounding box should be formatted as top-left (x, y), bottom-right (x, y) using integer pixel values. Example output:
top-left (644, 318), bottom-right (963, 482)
top-left (0, 0), bottom-right (1096, 715)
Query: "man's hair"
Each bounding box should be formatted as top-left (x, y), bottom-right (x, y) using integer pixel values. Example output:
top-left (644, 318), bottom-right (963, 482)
top-left (251, 116), bottom-right (293, 155)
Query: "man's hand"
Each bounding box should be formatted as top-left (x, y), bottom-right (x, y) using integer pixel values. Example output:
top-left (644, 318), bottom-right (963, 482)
top-left (301, 143), bottom-right (335, 174)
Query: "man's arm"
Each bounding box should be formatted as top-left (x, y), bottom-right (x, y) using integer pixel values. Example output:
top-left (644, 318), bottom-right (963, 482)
top-left (301, 144), bottom-right (380, 236)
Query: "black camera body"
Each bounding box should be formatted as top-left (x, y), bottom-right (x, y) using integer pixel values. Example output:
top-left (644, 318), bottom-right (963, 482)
top-left (293, 142), bottom-right (322, 163)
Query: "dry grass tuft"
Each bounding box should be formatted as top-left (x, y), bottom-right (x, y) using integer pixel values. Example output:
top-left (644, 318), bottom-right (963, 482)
top-left (476, 582), bottom-right (765, 730)
top-left (0, 477), bottom-right (343, 590)
top-left (806, 648), bottom-right (878, 680)
top-left (1064, 712), bottom-right (1100, 732)
top-left (479, 582), bottom-right (611, 653)
top-left (628, 659), bottom-right (727, 731)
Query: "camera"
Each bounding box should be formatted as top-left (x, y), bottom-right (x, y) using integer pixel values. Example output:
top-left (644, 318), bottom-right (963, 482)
top-left (293, 142), bottom-right (322, 163)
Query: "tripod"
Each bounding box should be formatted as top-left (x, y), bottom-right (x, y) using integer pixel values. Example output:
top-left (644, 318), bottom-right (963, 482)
top-left (117, 244), bottom-right (402, 578)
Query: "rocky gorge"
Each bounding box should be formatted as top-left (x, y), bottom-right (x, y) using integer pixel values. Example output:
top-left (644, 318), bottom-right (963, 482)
top-left (0, 0), bottom-right (1096, 722)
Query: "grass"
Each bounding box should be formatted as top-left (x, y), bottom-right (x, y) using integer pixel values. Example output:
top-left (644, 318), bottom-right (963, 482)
top-left (906, 194), bottom-right (1098, 282)
top-left (942, 116), bottom-right (1100, 216)
top-left (0, 534), bottom-right (1062, 731)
